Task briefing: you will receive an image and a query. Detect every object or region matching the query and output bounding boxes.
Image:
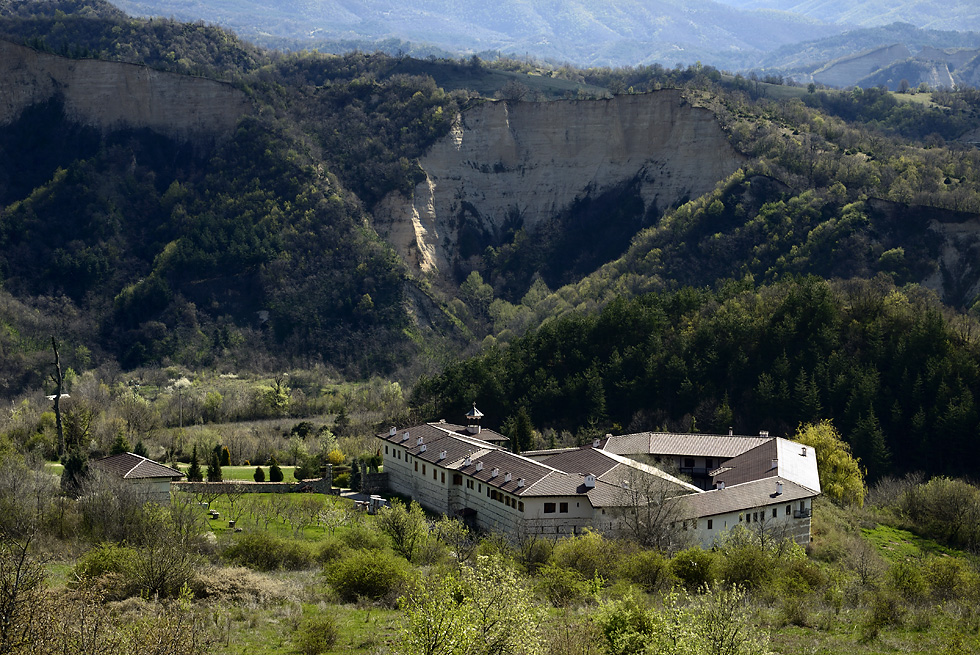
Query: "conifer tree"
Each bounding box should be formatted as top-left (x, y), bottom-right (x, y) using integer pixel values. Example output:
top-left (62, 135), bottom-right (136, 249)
top-left (110, 430), bottom-right (131, 456)
top-left (253, 466), bottom-right (265, 482)
top-left (269, 457), bottom-right (284, 482)
top-left (187, 445), bottom-right (204, 482)
top-left (207, 451), bottom-right (222, 482)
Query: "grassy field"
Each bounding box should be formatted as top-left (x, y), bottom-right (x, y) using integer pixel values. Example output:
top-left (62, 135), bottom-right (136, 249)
top-left (44, 461), bottom-right (298, 481)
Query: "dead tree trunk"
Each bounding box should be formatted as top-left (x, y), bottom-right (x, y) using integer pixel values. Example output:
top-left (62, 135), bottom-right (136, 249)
top-left (51, 337), bottom-right (65, 458)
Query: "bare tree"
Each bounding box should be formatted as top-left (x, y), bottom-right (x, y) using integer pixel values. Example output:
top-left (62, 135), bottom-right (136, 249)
top-left (50, 337), bottom-right (65, 458)
top-left (612, 467), bottom-right (692, 551)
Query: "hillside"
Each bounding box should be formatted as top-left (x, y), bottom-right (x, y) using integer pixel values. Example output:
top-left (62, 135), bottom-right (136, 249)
top-left (715, 0), bottom-right (980, 32)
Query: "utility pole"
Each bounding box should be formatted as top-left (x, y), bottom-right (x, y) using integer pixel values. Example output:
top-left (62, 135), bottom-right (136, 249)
top-left (51, 337), bottom-right (65, 458)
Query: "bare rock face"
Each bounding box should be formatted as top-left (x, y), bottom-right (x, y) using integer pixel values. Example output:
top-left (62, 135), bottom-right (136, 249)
top-left (812, 44), bottom-right (912, 88)
top-left (0, 39), bottom-right (250, 142)
top-left (375, 90), bottom-right (744, 275)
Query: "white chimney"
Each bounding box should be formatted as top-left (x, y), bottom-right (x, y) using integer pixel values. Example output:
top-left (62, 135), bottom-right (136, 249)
top-left (801, 446), bottom-right (807, 457)
top-left (389, 426), bottom-right (396, 437)
top-left (760, 430), bottom-right (769, 437)
top-left (504, 472), bottom-right (512, 482)
top-left (439, 450), bottom-right (447, 461)
top-left (464, 456), bottom-right (472, 466)
top-left (716, 481), bottom-right (725, 490)
top-left (491, 468), bottom-right (499, 478)
top-left (417, 436), bottom-right (424, 446)
top-left (584, 474), bottom-right (596, 488)
top-left (776, 482), bottom-right (783, 495)
top-left (419, 444), bottom-right (427, 452)
top-left (401, 431), bottom-right (410, 442)
top-left (517, 478), bottom-right (525, 487)
top-left (593, 437), bottom-right (600, 448)
top-left (728, 427), bottom-right (733, 436)
top-left (476, 461), bottom-right (483, 471)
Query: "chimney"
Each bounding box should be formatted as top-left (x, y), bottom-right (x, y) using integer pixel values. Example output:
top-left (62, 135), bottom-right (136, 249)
top-left (584, 474), bottom-right (596, 488)
top-left (593, 437), bottom-right (600, 448)
top-left (401, 431), bottom-right (410, 442)
top-left (466, 402), bottom-right (484, 435)
top-left (419, 444), bottom-right (427, 452)
top-left (439, 450), bottom-right (447, 461)
top-left (491, 468), bottom-right (499, 478)
top-left (464, 456), bottom-right (472, 466)
top-left (389, 426), bottom-right (396, 437)
top-left (504, 472), bottom-right (512, 482)
top-left (417, 436), bottom-right (424, 446)
top-left (517, 478), bottom-right (525, 487)
top-left (776, 481), bottom-right (783, 495)
top-left (716, 481), bottom-right (725, 490)
top-left (760, 430), bottom-right (769, 437)
top-left (476, 461), bottom-right (483, 471)
top-left (801, 446), bottom-right (807, 457)
top-left (728, 426), bottom-right (733, 436)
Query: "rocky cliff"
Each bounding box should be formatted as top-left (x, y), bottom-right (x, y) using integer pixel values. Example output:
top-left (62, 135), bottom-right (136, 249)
top-left (0, 39), bottom-right (250, 142)
top-left (812, 44), bottom-right (912, 88)
top-left (375, 91), bottom-right (744, 275)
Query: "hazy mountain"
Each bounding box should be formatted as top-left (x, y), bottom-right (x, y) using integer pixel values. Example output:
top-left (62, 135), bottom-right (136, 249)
top-left (110, 0), bottom-right (845, 68)
top-left (714, 0), bottom-right (980, 32)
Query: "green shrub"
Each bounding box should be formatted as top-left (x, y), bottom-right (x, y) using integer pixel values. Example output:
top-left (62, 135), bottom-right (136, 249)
top-left (324, 548), bottom-right (408, 603)
top-left (617, 550), bottom-right (674, 593)
top-left (223, 532), bottom-right (315, 571)
top-left (333, 472), bottom-right (349, 488)
top-left (315, 535), bottom-right (350, 564)
top-left (670, 547), bottom-right (716, 590)
top-left (537, 562), bottom-right (590, 608)
top-left (293, 611), bottom-right (338, 655)
top-left (887, 560), bottom-right (927, 603)
top-left (339, 524), bottom-right (389, 551)
top-left (719, 541), bottom-right (774, 589)
top-left (550, 529), bottom-right (617, 581)
top-left (269, 458), bottom-right (284, 482)
top-left (253, 466), bottom-right (265, 482)
top-left (72, 542), bottom-right (136, 581)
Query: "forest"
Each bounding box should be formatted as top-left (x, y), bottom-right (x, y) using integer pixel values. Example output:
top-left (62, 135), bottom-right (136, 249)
top-left (2, 1), bottom-right (980, 653)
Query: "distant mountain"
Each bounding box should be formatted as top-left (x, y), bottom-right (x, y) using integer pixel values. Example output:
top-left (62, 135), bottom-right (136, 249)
top-left (714, 0), bottom-right (980, 32)
top-left (110, 0), bottom-right (845, 69)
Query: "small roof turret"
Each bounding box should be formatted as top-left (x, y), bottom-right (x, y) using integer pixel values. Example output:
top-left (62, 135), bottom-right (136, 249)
top-left (466, 403), bottom-right (484, 435)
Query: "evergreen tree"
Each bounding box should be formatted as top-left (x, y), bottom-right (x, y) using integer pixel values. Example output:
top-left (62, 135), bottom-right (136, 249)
top-left (220, 446), bottom-right (231, 467)
top-left (253, 466), bottom-right (265, 482)
top-left (506, 407), bottom-right (535, 454)
top-left (269, 457), bottom-right (284, 482)
top-left (109, 430), bottom-right (131, 456)
top-left (350, 459), bottom-right (362, 492)
top-left (187, 445), bottom-right (204, 482)
top-left (60, 448), bottom-right (88, 498)
top-left (133, 440), bottom-right (148, 458)
top-left (206, 451), bottom-right (223, 482)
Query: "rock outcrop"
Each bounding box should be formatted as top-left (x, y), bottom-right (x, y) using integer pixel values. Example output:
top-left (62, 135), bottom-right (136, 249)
top-left (0, 39), bottom-right (250, 142)
top-left (812, 44), bottom-right (912, 88)
top-left (375, 90), bottom-right (744, 275)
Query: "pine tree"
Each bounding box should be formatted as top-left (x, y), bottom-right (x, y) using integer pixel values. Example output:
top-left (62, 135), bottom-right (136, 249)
top-left (133, 440), bottom-right (148, 458)
top-left (350, 459), bottom-right (362, 492)
top-left (207, 451), bottom-right (223, 482)
top-left (187, 445), bottom-right (204, 482)
top-left (220, 446), bottom-right (231, 466)
top-left (60, 448), bottom-right (88, 498)
top-left (110, 430), bottom-right (131, 455)
top-left (253, 466), bottom-right (265, 482)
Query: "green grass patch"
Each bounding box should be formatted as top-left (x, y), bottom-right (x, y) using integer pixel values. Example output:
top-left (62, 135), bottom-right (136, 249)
top-left (861, 523), bottom-right (964, 562)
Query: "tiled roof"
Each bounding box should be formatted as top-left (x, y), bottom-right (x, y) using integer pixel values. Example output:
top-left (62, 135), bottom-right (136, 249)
top-left (678, 478), bottom-right (818, 519)
top-left (603, 432), bottom-right (770, 458)
top-left (90, 453), bottom-right (184, 480)
top-left (709, 439), bottom-right (820, 491)
top-left (377, 422), bottom-right (509, 446)
top-left (539, 447), bottom-right (622, 477)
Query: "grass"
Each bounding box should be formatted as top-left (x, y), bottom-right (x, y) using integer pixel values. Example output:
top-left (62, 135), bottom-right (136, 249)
top-left (861, 523), bottom-right (964, 562)
top-left (174, 463), bottom-right (298, 481)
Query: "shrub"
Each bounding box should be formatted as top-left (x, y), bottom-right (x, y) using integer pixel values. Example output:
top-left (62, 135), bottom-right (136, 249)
top-left (537, 562), bottom-right (591, 608)
top-left (269, 458), bottom-right (284, 482)
top-left (332, 472), bottom-right (350, 488)
top-left (617, 550), bottom-right (674, 593)
top-left (315, 536), bottom-right (350, 564)
top-left (718, 540), bottom-right (774, 589)
top-left (887, 560), bottom-right (927, 603)
top-left (550, 529), bottom-right (617, 581)
top-left (253, 466), bottom-right (265, 482)
top-left (293, 612), bottom-right (338, 655)
top-left (72, 542), bottom-right (137, 581)
top-left (223, 532), bottom-right (315, 571)
top-left (324, 549), bottom-right (408, 604)
top-left (670, 547), bottom-right (716, 590)
top-left (340, 524), bottom-right (389, 551)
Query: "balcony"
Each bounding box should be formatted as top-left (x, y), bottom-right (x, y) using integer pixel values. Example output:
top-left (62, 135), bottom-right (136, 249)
top-left (794, 508), bottom-right (812, 519)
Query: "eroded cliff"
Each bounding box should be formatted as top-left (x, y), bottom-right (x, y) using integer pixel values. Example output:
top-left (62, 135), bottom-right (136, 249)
top-left (374, 90), bottom-right (744, 276)
top-left (0, 39), bottom-right (250, 141)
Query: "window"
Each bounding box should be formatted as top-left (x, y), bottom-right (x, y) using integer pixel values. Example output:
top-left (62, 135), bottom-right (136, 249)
top-left (707, 519), bottom-right (713, 530)
top-left (441, 472), bottom-right (445, 484)
top-left (559, 502), bottom-right (568, 513)
top-left (397, 451), bottom-right (401, 460)
top-left (786, 505), bottom-right (791, 516)
top-left (705, 458), bottom-right (714, 469)
top-left (738, 513), bottom-right (743, 522)
top-left (772, 508), bottom-right (777, 518)
top-left (414, 462), bottom-right (418, 472)
top-left (422, 465), bottom-right (426, 475)
top-left (544, 503), bottom-right (556, 514)
top-left (385, 446), bottom-right (389, 454)
top-left (518, 502), bottom-right (524, 512)
top-left (453, 474), bottom-right (462, 486)
top-left (478, 484), bottom-right (482, 493)
top-left (433, 469), bottom-right (437, 480)
top-left (752, 512), bottom-right (758, 522)
top-left (683, 457), bottom-right (695, 468)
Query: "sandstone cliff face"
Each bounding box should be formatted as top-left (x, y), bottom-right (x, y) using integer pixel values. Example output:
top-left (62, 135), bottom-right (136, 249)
top-left (0, 39), bottom-right (250, 141)
top-left (375, 91), bottom-right (744, 275)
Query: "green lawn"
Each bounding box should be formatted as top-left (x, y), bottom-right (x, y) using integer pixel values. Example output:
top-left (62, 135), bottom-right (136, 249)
top-left (861, 523), bottom-right (964, 562)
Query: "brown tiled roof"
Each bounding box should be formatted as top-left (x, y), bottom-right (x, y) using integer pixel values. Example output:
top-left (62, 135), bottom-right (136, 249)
top-left (709, 440), bottom-right (779, 487)
top-left (678, 478), bottom-right (818, 519)
top-left (90, 453), bottom-right (184, 480)
top-left (603, 432), bottom-right (770, 458)
top-left (539, 447), bottom-right (622, 477)
top-left (378, 422), bottom-right (508, 447)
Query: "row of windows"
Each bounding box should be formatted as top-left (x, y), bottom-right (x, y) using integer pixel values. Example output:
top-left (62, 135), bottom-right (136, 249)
top-left (543, 502), bottom-right (569, 514)
top-left (488, 488), bottom-right (524, 512)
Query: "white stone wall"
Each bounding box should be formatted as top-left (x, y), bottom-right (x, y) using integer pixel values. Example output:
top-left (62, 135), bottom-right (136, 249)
top-left (693, 497), bottom-right (813, 547)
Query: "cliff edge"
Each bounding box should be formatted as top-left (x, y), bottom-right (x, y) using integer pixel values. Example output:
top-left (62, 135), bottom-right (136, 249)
top-left (374, 91), bottom-right (744, 276)
top-left (0, 39), bottom-right (250, 142)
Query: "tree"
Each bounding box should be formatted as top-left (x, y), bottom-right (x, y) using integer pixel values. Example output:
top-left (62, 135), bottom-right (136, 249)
top-left (60, 448), bottom-right (88, 498)
top-left (269, 457), bottom-right (284, 482)
top-left (206, 451), bottom-right (222, 483)
top-left (50, 337), bottom-right (65, 458)
top-left (505, 406), bottom-right (534, 454)
top-left (613, 466), bottom-right (692, 550)
top-left (220, 446), bottom-right (231, 467)
top-left (110, 430), bottom-right (131, 456)
top-left (350, 459), bottom-right (362, 492)
top-left (375, 499), bottom-right (429, 563)
top-left (793, 420), bottom-right (865, 507)
top-left (254, 466), bottom-right (265, 482)
top-left (187, 445), bottom-right (204, 482)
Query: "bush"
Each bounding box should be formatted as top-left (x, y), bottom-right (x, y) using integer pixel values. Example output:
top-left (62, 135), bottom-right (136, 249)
top-left (269, 458), bottom-right (284, 482)
top-left (253, 466), bottom-right (265, 482)
top-left (293, 612), bottom-right (338, 655)
top-left (670, 547), bottom-right (716, 590)
top-left (550, 529), bottom-right (617, 581)
top-left (223, 532), bottom-right (315, 571)
top-left (315, 536), bottom-right (350, 564)
top-left (340, 524), bottom-right (389, 551)
top-left (718, 540), bottom-right (774, 589)
top-left (324, 549), bottom-right (408, 604)
top-left (537, 562), bottom-right (591, 608)
top-left (332, 472), bottom-right (350, 488)
top-left (72, 542), bottom-right (136, 581)
top-left (617, 550), bottom-right (674, 593)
